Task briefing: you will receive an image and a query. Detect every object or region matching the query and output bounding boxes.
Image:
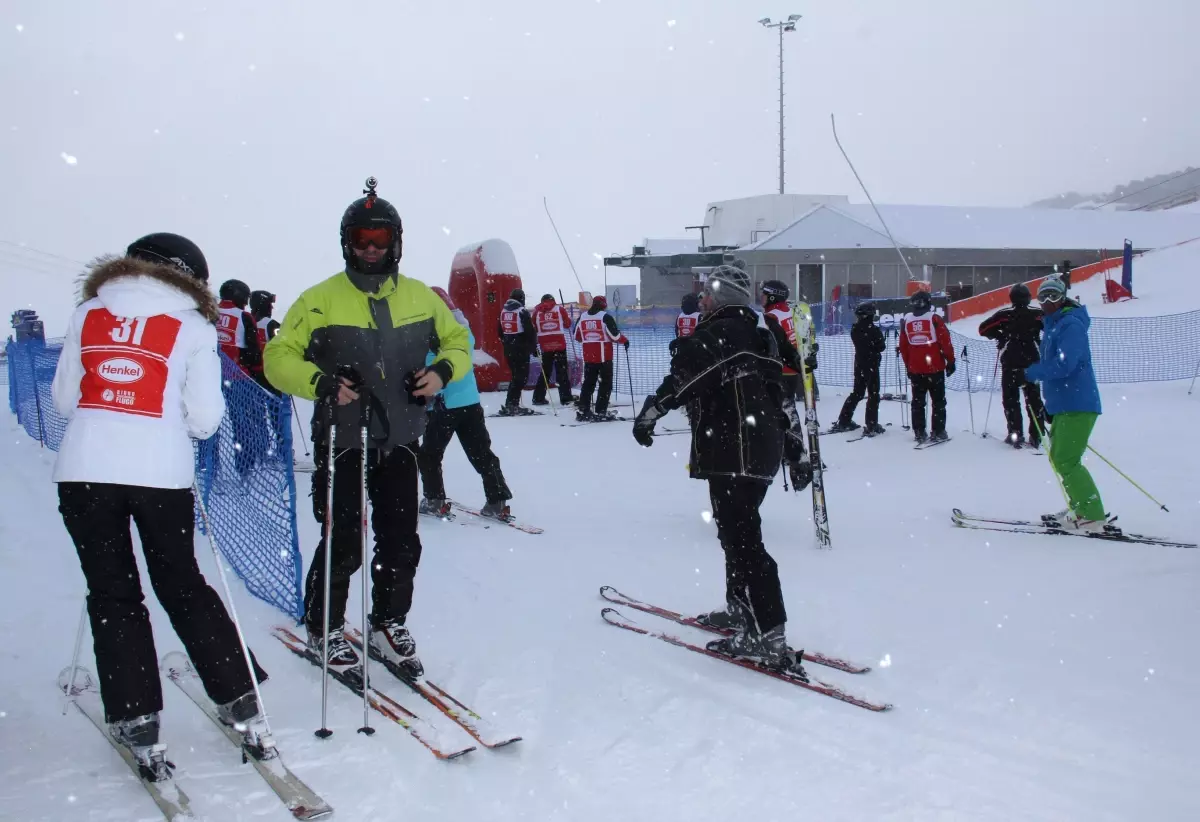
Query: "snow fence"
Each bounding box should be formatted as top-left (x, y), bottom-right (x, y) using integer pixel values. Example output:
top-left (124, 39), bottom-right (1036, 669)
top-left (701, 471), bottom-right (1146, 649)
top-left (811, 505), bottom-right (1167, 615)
top-left (5, 338), bottom-right (305, 621)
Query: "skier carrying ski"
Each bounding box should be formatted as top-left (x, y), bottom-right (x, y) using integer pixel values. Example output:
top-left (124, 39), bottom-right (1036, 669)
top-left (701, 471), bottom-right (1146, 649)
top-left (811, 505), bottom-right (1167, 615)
top-left (758, 280), bottom-right (815, 472)
top-left (497, 288), bottom-right (538, 416)
top-left (573, 294), bottom-right (628, 422)
top-left (216, 278), bottom-right (261, 375)
top-left (264, 178), bottom-right (471, 678)
top-left (898, 289), bottom-right (955, 444)
top-left (631, 264), bottom-right (812, 675)
top-left (675, 292), bottom-right (701, 338)
top-left (530, 293), bottom-right (575, 407)
top-left (1024, 277), bottom-right (1110, 531)
top-left (830, 301), bottom-right (887, 436)
top-left (419, 287), bottom-right (514, 520)
top-left (52, 232), bottom-right (271, 777)
top-left (978, 283), bottom-right (1047, 448)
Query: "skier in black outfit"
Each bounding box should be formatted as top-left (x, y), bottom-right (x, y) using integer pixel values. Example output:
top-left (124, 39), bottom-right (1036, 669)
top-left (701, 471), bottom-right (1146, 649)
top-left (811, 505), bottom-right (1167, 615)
top-left (497, 288), bottom-right (538, 415)
top-left (632, 264), bottom-right (812, 675)
top-left (978, 283), bottom-right (1047, 448)
top-left (830, 302), bottom-right (887, 435)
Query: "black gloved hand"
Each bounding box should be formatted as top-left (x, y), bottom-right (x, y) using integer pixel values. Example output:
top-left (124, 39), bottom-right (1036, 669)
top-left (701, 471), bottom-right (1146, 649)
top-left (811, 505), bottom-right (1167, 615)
top-left (804, 353), bottom-right (818, 371)
top-left (945, 361), bottom-right (957, 378)
top-left (788, 458), bottom-right (813, 492)
top-left (623, 340), bottom-right (630, 350)
top-left (314, 373), bottom-right (339, 402)
top-left (632, 394), bottom-right (665, 448)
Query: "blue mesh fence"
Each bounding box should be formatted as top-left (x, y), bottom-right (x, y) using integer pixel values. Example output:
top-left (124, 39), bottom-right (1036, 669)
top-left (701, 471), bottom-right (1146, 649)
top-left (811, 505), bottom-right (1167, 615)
top-left (5, 338), bottom-right (304, 621)
top-left (612, 304), bottom-right (1200, 395)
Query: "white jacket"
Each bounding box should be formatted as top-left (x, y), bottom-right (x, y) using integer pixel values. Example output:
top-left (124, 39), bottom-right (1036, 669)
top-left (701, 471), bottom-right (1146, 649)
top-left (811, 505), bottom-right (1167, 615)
top-left (52, 256), bottom-right (225, 489)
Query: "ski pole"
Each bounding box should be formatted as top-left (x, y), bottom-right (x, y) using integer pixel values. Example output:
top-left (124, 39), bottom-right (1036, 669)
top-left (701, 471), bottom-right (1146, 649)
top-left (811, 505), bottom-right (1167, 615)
top-left (193, 478), bottom-right (274, 743)
top-left (624, 344), bottom-right (636, 413)
top-left (1030, 414), bottom-right (1071, 509)
top-left (537, 355), bottom-right (559, 417)
top-left (1085, 444), bottom-right (1170, 512)
top-left (1189, 354), bottom-right (1200, 395)
top-left (315, 402), bottom-right (337, 739)
top-left (962, 345), bottom-right (975, 435)
top-left (357, 393), bottom-right (375, 737)
top-left (291, 396), bottom-right (311, 457)
top-left (62, 600), bottom-right (88, 714)
top-left (980, 355), bottom-right (1000, 439)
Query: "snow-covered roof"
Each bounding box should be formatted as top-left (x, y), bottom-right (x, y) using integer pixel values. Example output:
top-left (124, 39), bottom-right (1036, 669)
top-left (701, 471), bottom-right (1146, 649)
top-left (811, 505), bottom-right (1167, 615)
top-left (744, 203), bottom-right (1200, 252)
top-left (702, 193), bottom-right (851, 248)
top-left (641, 238), bottom-right (698, 256)
top-left (455, 238), bottom-right (520, 274)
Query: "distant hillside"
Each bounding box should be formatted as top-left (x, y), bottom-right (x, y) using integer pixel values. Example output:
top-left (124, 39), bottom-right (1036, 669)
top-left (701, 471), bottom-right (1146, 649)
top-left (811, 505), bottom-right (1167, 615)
top-left (1031, 167), bottom-right (1200, 212)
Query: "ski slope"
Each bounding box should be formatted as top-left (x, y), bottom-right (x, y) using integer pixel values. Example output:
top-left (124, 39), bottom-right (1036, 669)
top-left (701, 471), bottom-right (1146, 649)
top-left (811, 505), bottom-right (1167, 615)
top-left (2, 385), bottom-right (1199, 821)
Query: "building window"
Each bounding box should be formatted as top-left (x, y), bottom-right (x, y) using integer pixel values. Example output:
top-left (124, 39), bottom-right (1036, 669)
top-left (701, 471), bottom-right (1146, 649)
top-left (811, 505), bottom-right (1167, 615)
top-left (946, 283), bottom-right (974, 301)
top-left (847, 283), bottom-right (873, 298)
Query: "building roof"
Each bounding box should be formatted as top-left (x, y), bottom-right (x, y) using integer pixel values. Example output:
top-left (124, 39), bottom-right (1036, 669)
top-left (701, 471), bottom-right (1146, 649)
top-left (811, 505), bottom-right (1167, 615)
top-left (744, 202), bottom-right (1200, 252)
top-left (702, 193), bottom-right (851, 248)
top-left (641, 238), bottom-right (699, 255)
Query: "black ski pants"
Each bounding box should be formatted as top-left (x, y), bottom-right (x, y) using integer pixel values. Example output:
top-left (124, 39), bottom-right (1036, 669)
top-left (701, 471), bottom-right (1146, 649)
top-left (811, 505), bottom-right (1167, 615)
top-left (579, 361), bottom-right (614, 414)
top-left (306, 443), bottom-right (422, 634)
top-left (709, 477), bottom-right (786, 631)
top-left (503, 343), bottom-right (531, 408)
top-left (532, 350), bottom-right (573, 404)
top-left (58, 482), bottom-right (265, 723)
top-left (909, 371), bottom-right (947, 436)
top-left (1002, 364), bottom-right (1046, 444)
top-left (419, 404), bottom-right (512, 504)
top-left (837, 358), bottom-right (881, 428)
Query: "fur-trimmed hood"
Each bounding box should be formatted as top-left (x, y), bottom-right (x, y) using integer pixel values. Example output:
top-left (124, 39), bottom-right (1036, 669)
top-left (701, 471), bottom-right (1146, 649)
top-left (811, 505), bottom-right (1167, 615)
top-left (79, 255), bottom-right (219, 323)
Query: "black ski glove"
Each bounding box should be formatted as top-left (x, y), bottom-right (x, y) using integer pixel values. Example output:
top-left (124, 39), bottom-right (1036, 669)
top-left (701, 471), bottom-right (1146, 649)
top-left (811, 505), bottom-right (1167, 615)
top-left (804, 352), bottom-right (818, 371)
top-left (633, 395), bottom-right (665, 447)
top-left (945, 361), bottom-right (957, 378)
top-left (788, 457), bottom-right (813, 491)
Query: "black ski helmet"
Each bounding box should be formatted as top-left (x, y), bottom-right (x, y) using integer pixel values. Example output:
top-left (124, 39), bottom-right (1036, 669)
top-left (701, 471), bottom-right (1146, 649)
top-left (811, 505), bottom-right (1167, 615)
top-left (219, 279), bottom-right (251, 307)
top-left (681, 292), bottom-right (700, 314)
top-left (510, 288), bottom-right (526, 306)
top-left (340, 176), bottom-right (403, 292)
top-left (910, 289), bottom-right (932, 312)
top-left (855, 301), bottom-right (877, 320)
top-left (249, 289), bottom-right (276, 318)
top-left (1010, 283), bottom-right (1032, 307)
top-left (126, 232), bottom-right (209, 282)
top-left (761, 279), bottom-right (789, 302)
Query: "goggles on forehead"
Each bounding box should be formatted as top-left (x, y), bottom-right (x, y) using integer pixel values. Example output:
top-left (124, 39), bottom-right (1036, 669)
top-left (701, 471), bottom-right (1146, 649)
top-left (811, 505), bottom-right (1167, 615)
top-left (350, 225), bottom-right (396, 251)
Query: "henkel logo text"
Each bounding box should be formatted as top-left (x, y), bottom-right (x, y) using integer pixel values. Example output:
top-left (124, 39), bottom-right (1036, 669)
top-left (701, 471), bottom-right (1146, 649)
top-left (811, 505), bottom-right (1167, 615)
top-left (98, 357), bottom-right (145, 384)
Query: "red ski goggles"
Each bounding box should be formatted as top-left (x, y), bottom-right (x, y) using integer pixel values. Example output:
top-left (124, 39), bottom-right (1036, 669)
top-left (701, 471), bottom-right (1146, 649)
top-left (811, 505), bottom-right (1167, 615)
top-left (349, 226), bottom-right (396, 251)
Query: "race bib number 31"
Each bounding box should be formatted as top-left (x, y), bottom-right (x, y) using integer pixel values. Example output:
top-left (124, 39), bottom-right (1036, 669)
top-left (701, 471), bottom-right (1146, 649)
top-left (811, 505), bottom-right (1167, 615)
top-left (78, 309), bottom-right (182, 417)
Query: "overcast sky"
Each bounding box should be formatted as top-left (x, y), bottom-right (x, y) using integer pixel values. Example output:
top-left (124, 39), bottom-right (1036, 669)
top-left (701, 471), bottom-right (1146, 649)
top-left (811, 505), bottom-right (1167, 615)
top-left (3, 0), bottom-right (1197, 332)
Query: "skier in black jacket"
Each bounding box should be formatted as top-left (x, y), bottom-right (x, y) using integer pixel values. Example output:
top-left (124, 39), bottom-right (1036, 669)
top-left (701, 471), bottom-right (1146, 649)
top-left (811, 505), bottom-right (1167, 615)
top-left (497, 288), bottom-right (538, 415)
top-left (632, 264), bottom-right (812, 677)
top-left (978, 283), bottom-right (1047, 448)
top-left (830, 302), bottom-right (887, 435)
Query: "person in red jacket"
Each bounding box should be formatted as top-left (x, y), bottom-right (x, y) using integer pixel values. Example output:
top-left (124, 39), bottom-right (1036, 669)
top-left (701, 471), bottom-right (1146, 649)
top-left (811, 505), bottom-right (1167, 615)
top-left (531, 294), bottom-right (576, 407)
top-left (676, 293), bottom-right (701, 338)
top-left (572, 295), bottom-right (628, 422)
top-left (898, 290), bottom-right (955, 443)
top-left (216, 279), bottom-right (261, 375)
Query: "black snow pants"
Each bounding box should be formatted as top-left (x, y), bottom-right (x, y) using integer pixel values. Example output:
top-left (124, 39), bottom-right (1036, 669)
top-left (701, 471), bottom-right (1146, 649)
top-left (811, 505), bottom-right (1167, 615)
top-left (909, 371), bottom-right (948, 436)
top-left (837, 358), bottom-right (881, 428)
top-left (1001, 364), bottom-right (1046, 445)
top-left (503, 343), bottom-right (531, 409)
top-left (305, 443), bottom-right (423, 634)
top-left (58, 482), bottom-right (266, 723)
top-left (419, 404), bottom-right (512, 504)
top-left (579, 361), bottom-right (614, 414)
top-left (709, 477), bottom-right (786, 632)
top-left (532, 350), bottom-right (573, 404)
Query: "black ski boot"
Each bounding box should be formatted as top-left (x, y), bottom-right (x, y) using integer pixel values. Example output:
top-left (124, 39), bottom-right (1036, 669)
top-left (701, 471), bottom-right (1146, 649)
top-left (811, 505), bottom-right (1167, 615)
top-left (480, 500), bottom-right (512, 521)
top-left (827, 419), bottom-right (861, 434)
top-left (706, 624), bottom-right (807, 680)
top-left (695, 604), bottom-right (748, 632)
top-left (110, 713), bottom-right (173, 782)
top-left (369, 619), bottom-right (424, 679)
top-left (913, 430), bottom-right (928, 444)
top-left (575, 407), bottom-right (595, 422)
top-left (930, 430), bottom-right (949, 443)
top-left (419, 497), bottom-right (452, 517)
top-left (217, 691), bottom-right (276, 759)
top-left (863, 423), bottom-right (886, 437)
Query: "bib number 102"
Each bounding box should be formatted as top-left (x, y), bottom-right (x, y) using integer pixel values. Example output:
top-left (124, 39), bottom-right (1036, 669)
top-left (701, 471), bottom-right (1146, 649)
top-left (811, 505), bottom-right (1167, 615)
top-left (111, 317), bottom-right (147, 346)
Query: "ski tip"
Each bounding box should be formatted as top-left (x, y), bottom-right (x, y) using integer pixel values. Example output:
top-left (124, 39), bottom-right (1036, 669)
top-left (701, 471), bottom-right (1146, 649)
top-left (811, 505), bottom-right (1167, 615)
top-left (159, 651), bottom-right (193, 677)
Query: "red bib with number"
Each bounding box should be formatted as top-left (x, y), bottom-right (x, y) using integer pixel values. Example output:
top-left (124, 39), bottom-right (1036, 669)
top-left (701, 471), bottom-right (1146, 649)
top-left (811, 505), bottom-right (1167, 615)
top-left (78, 308), bottom-right (182, 418)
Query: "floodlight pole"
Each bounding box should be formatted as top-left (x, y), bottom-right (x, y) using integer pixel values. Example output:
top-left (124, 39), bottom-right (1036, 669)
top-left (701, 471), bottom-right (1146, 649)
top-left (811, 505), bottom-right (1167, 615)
top-left (760, 15), bottom-right (801, 195)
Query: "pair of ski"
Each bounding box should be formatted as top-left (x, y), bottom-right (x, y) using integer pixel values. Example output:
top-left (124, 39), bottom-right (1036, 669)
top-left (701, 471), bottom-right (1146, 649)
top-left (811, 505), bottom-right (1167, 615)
top-left (914, 436), bottom-right (951, 451)
top-left (561, 415), bottom-right (629, 427)
top-left (599, 587), bottom-right (891, 712)
top-left (420, 499), bottom-right (543, 534)
top-left (272, 625), bottom-right (521, 759)
top-left (487, 408), bottom-right (544, 419)
top-left (63, 657), bottom-right (333, 821)
top-left (951, 509), bottom-right (1196, 548)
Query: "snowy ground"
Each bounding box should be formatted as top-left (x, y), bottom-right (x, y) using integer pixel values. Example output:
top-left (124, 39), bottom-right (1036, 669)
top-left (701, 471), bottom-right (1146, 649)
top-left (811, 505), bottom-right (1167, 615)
top-left (2, 384), bottom-right (1199, 821)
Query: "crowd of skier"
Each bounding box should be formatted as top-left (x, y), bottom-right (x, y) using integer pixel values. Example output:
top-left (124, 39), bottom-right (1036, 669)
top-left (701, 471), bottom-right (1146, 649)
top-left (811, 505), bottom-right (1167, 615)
top-left (43, 176), bottom-right (1113, 792)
